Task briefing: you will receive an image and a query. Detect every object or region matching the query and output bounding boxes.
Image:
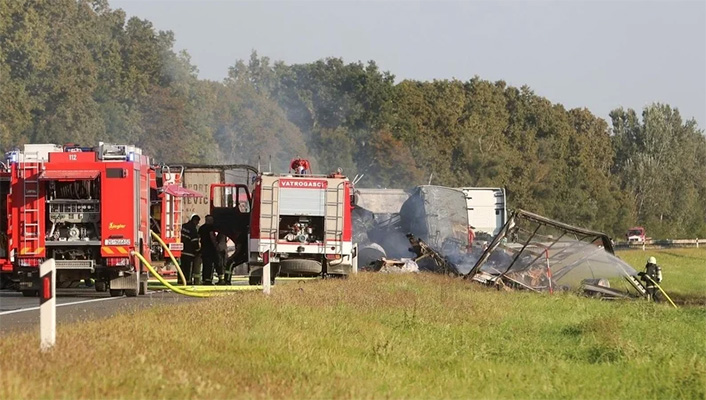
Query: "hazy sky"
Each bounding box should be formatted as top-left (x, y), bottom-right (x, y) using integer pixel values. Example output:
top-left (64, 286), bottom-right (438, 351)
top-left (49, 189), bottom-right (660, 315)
top-left (112, 0), bottom-right (706, 127)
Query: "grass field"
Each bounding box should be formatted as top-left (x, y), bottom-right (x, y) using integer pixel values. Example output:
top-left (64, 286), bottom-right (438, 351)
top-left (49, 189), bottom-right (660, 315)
top-left (1, 270), bottom-right (705, 399)
top-left (616, 247), bottom-right (706, 305)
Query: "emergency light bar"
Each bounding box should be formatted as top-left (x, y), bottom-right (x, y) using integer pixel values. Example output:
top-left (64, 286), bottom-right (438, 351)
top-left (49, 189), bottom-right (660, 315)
top-left (5, 150), bottom-right (19, 164)
top-left (97, 142), bottom-right (142, 161)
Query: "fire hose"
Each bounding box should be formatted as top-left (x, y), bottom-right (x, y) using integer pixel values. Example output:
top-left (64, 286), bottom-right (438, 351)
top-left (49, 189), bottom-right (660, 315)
top-left (142, 232), bottom-right (275, 294)
top-left (642, 274), bottom-right (678, 309)
top-left (132, 251), bottom-right (214, 298)
top-left (149, 230), bottom-right (186, 287)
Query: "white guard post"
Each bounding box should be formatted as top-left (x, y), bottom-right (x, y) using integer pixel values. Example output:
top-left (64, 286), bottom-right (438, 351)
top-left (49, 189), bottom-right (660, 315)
top-left (262, 250), bottom-right (271, 295)
top-left (39, 258), bottom-right (56, 351)
top-left (352, 243), bottom-right (358, 273)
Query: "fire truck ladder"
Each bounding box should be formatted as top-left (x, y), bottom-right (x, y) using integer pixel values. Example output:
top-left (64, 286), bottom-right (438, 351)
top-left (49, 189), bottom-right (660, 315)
top-left (324, 183), bottom-right (344, 255)
top-left (163, 169), bottom-right (183, 240)
top-left (260, 181), bottom-right (279, 253)
top-left (21, 154), bottom-right (41, 256)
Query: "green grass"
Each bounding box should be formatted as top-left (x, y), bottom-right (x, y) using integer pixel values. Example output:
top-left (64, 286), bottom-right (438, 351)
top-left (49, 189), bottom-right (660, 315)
top-left (616, 247), bottom-right (706, 305)
top-left (1, 273), bottom-right (705, 399)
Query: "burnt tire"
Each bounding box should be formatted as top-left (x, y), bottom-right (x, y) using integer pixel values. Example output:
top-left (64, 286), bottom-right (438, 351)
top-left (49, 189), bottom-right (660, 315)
top-left (280, 259), bottom-right (322, 275)
top-left (109, 289), bottom-right (124, 297)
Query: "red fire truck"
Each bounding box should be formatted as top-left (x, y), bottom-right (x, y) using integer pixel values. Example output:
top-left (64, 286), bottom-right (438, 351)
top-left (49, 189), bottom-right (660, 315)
top-left (6, 143), bottom-right (154, 296)
top-left (0, 167), bottom-right (12, 287)
top-left (246, 160), bottom-right (358, 284)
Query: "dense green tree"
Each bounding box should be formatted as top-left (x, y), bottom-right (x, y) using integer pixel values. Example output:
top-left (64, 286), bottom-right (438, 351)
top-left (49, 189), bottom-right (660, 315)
top-left (1, 0), bottom-right (703, 238)
top-left (611, 104), bottom-right (706, 238)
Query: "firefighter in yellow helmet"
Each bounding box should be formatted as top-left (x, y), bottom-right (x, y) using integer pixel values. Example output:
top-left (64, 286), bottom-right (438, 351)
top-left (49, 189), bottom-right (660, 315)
top-left (638, 256), bottom-right (662, 302)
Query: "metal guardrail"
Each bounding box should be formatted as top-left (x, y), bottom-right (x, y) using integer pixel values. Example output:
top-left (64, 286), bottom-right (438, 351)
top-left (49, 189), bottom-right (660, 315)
top-left (614, 238), bottom-right (704, 250)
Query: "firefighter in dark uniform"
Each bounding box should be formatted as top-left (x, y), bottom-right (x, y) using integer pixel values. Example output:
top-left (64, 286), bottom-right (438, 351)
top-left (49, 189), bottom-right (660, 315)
top-left (179, 214), bottom-right (200, 285)
top-left (639, 256), bottom-right (663, 302)
top-left (199, 215), bottom-right (218, 285)
top-left (215, 230), bottom-right (228, 285)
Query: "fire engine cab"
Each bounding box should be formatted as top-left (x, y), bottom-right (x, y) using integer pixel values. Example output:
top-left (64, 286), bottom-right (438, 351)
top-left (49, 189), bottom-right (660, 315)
top-left (5, 143), bottom-right (153, 296)
top-left (246, 161), bottom-right (358, 284)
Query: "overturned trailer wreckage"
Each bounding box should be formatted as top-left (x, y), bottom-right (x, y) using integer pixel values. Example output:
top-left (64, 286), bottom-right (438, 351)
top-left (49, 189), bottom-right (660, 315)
top-left (464, 209), bottom-right (648, 299)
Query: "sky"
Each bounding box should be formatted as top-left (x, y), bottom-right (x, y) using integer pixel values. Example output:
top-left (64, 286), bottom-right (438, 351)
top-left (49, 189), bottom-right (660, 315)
top-left (111, 0), bottom-right (706, 127)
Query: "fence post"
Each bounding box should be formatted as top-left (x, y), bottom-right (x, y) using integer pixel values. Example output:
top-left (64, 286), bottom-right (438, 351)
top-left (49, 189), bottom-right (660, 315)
top-left (39, 259), bottom-right (56, 352)
top-left (262, 250), bottom-right (271, 295)
top-left (697, 238), bottom-right (700, 249)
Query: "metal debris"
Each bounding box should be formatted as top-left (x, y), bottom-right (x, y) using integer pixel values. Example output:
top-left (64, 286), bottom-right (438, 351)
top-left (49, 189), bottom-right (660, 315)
top-left (464, 209), bottom-right (647, 299)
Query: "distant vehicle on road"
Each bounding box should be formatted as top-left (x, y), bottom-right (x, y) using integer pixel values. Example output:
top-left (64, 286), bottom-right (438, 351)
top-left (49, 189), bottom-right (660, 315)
top-left (626, 226), bottom-right (647, 244)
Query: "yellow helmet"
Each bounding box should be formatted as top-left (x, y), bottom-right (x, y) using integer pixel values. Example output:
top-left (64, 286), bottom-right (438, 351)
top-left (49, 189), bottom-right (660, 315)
top-left (648, 256), bottom-right (657, 264)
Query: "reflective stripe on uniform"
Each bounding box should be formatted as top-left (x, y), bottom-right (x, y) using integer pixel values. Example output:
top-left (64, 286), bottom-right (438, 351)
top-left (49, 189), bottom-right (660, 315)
top-left (181, 252), bottom-right (195, 257)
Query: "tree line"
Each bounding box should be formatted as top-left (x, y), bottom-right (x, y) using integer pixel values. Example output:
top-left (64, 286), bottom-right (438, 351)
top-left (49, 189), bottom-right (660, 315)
top-left (1, 0), bottom-right (704, 238)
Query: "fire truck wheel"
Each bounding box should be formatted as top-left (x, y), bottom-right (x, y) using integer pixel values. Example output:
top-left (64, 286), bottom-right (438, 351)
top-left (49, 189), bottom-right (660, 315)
top-left (21, 290), bottom-right (38, 297)
top-left (109, 289), bottom-right (124, 297)
top-left (280, 259), bottom-right (322, 275)
top-left (95, 281), bottom-right (108, 292)
top-left (124, 288), bottom-right (138, 297)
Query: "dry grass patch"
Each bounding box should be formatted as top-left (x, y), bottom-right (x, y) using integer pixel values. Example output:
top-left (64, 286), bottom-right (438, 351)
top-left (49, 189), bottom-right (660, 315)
top-left (1, 273), bottom-right (705, 399)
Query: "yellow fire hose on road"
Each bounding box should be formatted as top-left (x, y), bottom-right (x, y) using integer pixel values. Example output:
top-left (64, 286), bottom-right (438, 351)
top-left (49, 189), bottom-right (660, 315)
top-left (150, 230), bottom-right (186, 287)
top-left (147, 283), bottom-right (262, 291)
top-left (144, 232), bottom-right (303, 294)
top-left (132, 251), bottom-right (214, 298)
top-left (643, 274), bottom-right (678, 309)
top-left (148, 231), bottom-right (262, 292)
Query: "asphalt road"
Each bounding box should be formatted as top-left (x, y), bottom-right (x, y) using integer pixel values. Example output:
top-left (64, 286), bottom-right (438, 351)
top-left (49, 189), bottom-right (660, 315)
top-left (0, 287), bottom-right (203, 335)
top-left (0, 276), bottom-right (310, 335)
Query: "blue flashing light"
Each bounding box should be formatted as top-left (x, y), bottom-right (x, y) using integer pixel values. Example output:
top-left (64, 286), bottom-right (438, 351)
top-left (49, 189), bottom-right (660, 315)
top-left (6, 150), bottom-right (19, 164)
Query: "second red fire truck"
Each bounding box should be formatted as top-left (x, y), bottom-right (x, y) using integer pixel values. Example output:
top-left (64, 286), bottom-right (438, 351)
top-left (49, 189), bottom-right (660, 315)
top-left (246, 159), bottom-right (357, 284)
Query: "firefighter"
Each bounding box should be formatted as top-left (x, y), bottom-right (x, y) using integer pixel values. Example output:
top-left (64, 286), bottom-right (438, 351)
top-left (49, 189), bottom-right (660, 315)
top-left (179, 214), bottom-right (201, 285)
top-left (198, 215), bottom-right (219, 285)
top-left (639, 256), bottom-right (663, 302)
top-left (222, 236), bottom-right (237, 285)
top-left (215, 230), bottom-right (228, 285)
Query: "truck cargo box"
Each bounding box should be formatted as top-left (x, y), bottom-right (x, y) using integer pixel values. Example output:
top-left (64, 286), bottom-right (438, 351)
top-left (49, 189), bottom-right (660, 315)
top-left (399, 185), bottom-right (469, 252)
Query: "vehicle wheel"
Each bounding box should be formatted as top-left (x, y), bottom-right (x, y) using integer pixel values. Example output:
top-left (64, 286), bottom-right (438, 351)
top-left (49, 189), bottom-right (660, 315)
top-left (124, 289), bottom-right (138, 297)
top-left (95, 281), bottom-right (107, 292)
top-left (21, 290), bottom-right (38, 297)
top-left (280, 259), bottom-right (322, 275)
top-left (109, 289), bottom-right (124, 297)
top-left (249, 276), bottom-right (261, 286)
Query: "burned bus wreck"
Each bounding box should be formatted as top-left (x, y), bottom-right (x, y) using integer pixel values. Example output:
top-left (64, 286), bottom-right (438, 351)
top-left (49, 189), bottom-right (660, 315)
top-left (464, 209), bottom-right (648, 299)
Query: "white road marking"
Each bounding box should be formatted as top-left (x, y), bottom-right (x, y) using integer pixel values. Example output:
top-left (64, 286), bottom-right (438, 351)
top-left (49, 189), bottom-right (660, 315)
top-left (0, 296), bottom-right (124, 316)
